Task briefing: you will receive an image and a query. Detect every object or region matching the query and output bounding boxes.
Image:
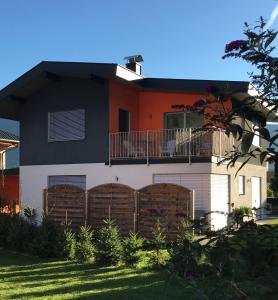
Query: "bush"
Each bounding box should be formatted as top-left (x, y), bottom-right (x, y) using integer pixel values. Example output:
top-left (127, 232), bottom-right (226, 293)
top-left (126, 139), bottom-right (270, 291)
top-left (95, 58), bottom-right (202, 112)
top-left (33, 217), bottom-right (64, 258)
top-left (122, 232), bottom-right (144, 267)
top-left (148, 220), bottom-right (168, 268)
top-left (169, 220), bottom-right (203, 278)
top-left (75, 225), bottom-right (94, 262)
top-left (63, 225), bottom-right (77, 260)
top-left (229, 206), bottom-right (252, 228)
top-left (94, 219), bottom-right (122, 266)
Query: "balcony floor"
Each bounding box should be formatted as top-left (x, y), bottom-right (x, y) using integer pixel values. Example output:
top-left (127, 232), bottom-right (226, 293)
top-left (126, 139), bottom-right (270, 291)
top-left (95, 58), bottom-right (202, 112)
top-left (106, 156), bottom-right (211, 165)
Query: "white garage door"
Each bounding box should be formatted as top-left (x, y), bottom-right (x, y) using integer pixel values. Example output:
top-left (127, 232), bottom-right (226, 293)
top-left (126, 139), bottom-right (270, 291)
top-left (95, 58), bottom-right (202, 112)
top-left (251, 176), bottom-right (261, 209)
top-left (210, 174), bottom-right (229, 230)
top-left (153, 173), bottom-right (210, 218)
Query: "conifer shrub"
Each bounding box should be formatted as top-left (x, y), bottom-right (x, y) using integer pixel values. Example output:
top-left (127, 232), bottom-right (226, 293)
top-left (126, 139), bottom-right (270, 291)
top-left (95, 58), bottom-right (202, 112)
top-left (122, 232), bottom-right (144, 267)
top-left (75, 225), bottom-right (94, 262)
top-left (94, 219), bottom-right (123, 266)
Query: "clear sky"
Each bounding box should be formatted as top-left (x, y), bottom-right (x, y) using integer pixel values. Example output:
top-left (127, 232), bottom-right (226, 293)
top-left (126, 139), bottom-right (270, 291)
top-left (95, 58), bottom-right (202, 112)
top-left (0, 1), bottom-right (278, 137)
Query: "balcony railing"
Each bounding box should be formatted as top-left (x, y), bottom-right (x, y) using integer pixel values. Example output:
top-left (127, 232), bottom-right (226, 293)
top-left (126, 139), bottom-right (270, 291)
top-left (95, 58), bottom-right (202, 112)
top-left (109, 128), bottom-right (234, 164)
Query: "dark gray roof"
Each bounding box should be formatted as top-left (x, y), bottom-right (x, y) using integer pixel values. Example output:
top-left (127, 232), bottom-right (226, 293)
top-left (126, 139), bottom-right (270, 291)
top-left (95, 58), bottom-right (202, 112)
top-left (0, 130), bottom-right (19, 142)
top-left (0, 61), bottom-right (250, 121)
top-left (133, 78), bottom-right (249, 94)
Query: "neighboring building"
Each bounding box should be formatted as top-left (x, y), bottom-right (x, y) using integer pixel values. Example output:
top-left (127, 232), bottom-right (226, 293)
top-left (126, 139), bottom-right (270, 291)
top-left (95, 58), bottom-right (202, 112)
top-left (0, 129), bottom-right (19, 211)
top-left (0, 60), bottom-right (272, 228)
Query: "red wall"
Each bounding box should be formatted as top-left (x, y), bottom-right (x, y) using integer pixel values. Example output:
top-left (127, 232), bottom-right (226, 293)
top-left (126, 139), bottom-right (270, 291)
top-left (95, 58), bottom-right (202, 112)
top-left (138, 91), bottom-right (204, 131)
top-left (0, 175), bottom-right (19, 212)
top-left (109, 80), bottom-right (232, 132)
top-left (109, 81), bottom-right (139, 133)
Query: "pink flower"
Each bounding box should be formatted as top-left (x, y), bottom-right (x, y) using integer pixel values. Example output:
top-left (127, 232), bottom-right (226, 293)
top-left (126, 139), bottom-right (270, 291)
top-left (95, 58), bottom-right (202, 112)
top-left (225, 40), bottom-right (247, 53)
top-left (206, 85), bottom-right (219, 94)
top-left (193, 98), bottom-right (207, 108)
top-left (245, 31), bottom-right (257, 39)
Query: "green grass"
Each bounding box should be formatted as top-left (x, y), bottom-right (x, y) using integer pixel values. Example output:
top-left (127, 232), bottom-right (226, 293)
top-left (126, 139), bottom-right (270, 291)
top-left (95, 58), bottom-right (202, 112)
top-left (0, 249), bottom-right (196, 300)
top-left (260, 218), bottom-right (278, 225)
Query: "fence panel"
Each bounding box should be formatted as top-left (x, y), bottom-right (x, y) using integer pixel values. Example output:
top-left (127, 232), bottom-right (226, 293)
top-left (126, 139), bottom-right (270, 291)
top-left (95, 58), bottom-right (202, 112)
top-left (45, 184), bottom-right (85, 230)
top-left (138, 183), bottom-right (192, 239)
top-left (87, 183), bottom-right (136, 235)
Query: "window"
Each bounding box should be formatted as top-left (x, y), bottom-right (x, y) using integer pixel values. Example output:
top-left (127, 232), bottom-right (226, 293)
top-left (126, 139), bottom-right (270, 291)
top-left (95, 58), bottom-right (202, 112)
top-left (239, 175), bottom-right (245, 195)
top-left (165, 111), bottom-right (203, 130)
top-left (48, 109), bottom-right (85, 142)
top-left (48, 175), bottom-right (86, 189)
top-left (252, 124), bottom-right (260, 147)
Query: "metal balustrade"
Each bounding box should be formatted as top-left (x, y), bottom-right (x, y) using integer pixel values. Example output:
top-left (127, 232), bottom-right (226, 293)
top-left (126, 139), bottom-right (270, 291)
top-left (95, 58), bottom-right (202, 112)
top-left (109, 128), bottom-right (234, 163)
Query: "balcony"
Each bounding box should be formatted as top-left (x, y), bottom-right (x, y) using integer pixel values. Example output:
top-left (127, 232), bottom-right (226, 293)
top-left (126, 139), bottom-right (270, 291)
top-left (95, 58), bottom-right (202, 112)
top-left (109, 128), bottom-right (234, 164)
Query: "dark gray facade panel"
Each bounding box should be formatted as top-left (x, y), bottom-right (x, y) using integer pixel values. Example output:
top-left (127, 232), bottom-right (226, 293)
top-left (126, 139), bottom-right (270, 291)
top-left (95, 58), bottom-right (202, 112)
top-left (20, 78), bottom-right (109, 165)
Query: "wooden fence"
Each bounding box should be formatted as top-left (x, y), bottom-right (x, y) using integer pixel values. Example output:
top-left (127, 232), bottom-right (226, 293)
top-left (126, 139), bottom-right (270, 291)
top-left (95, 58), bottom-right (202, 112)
top-left (43, 183), bottom-right (194, 238)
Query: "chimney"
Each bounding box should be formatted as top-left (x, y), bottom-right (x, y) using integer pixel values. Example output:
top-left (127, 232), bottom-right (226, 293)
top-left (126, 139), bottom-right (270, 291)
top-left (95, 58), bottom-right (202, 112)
top-left (124, 55), bottom-right (143, 75)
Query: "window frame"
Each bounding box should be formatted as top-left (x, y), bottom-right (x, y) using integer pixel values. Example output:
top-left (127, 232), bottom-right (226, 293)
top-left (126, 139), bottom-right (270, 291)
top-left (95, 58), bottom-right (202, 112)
top-left (48, 109), bottom-right (86, 142)
top-left (48, 175), bottom-right (86, 190)
top-left (164, 111), bottom-right (204, 130)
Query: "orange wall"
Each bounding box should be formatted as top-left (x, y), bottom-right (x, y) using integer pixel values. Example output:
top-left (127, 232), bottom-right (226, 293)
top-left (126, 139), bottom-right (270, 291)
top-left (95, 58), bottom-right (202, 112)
top-left (109, 81), bottom-right (139, 132)
top-left (138, 91), bottom-right (205, 131)
top-left (0, 175), bottom-right (19, 204)
top-left (109, 80), bottom-right (232, 132)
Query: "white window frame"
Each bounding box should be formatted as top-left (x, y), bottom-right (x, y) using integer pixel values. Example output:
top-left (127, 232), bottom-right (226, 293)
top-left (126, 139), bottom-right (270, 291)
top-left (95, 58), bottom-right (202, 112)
top-left (48, 175), bottom-right (86, 189)
top-left (48, 109), bottom-right (85, 142)
top-left (238, 175), bottom-right (245, 195)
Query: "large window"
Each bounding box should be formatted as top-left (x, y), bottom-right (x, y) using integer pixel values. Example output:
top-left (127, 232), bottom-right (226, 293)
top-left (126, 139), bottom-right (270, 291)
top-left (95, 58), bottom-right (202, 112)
top-left (165, 111), bottom-right (203, 129)
top-left (48, 109), bottom-right (85, 142)
top-left (48, 175), bottom-right (86, 189)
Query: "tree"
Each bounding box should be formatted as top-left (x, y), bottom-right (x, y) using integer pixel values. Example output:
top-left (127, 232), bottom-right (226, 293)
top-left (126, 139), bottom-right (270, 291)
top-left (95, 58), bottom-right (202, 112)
top-left (176, 17), bottom-right (278, 176)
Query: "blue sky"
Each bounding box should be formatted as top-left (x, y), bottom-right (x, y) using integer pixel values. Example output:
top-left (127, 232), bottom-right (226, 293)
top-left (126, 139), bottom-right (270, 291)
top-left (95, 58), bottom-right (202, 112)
top-left (0, 0), bottom-right (278, 167)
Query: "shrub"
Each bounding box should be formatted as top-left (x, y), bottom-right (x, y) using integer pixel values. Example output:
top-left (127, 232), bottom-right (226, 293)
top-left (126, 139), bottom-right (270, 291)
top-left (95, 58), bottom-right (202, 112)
top-left (23, 206), bottom-right (37, 225)
top-left (34, 217), bottom-right (64, 258)
top-left (148, 220), bottom-right (168, 268)
top-left (122, 232), bottom-right (144, 267)
top-left (169, 220), bottom-right (203, 278)
top-left (94, 219), bottom-right (122, 266)
top-left (63, 225), bottom-right (77, 260)
top-left (229, 206), bottom-right (252, 228)
top-left (76, 225), bottom-right (94, 262)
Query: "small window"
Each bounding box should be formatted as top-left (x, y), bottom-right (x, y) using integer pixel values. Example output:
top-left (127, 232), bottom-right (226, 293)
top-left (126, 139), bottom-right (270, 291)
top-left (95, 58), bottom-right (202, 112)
top-left (48, 175), bottom-right (86, 189)
top-left (48, 109), bottom-right (85, 142)
top-left (239, 175), bottom-right (245, 195)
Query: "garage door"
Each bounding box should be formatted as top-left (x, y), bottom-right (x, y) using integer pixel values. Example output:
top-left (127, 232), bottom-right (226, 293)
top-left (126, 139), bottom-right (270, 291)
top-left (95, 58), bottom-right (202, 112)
top-left (153, 174), bottom-right (210, 218)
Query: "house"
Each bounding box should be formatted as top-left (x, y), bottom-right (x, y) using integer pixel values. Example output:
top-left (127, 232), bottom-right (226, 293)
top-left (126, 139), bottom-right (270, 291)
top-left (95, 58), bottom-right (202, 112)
top-left (0, 59), bottom-right (271, 229)
top-left (0, 129), bottom-right (19, 212)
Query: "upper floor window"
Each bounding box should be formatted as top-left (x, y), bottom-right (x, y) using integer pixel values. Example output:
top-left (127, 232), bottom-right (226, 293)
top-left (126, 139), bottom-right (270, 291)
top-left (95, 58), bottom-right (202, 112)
top-left (165, 111), bottom-right (204, 130)
top-left (48, 109), bottom-right (85, 142)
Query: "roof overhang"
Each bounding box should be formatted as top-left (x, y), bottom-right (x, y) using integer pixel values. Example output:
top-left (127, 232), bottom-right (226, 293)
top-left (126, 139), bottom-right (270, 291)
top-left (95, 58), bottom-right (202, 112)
top-left (232, 92), bottom-right (278, 122)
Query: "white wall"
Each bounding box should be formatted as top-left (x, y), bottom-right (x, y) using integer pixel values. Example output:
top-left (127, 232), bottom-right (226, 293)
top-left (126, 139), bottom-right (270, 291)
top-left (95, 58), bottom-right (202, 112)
top-left (20, 162), bottom-right (212, 219)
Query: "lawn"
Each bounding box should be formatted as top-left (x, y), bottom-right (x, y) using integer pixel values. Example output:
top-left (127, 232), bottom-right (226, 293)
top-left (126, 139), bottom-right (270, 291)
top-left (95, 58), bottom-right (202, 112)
top-left (257, 218), bottom-right (278, 225)
top-left (0, 249), bottom-right (196, 300)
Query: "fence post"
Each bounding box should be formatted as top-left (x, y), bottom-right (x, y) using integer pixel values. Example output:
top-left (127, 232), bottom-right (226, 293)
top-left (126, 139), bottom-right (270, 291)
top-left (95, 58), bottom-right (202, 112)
top-left (43, 188), bottom-right (48, 216)
top-left (84, 190), bottom-right (88, 226)
top-left (219, 129), bottom-right (222, 159)
top-left (134, 191), bottom-right (138, 232)
top-left (188, 128), bottom-right (192, 165)
top-left (190, 189), bottom-right (195, 221)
